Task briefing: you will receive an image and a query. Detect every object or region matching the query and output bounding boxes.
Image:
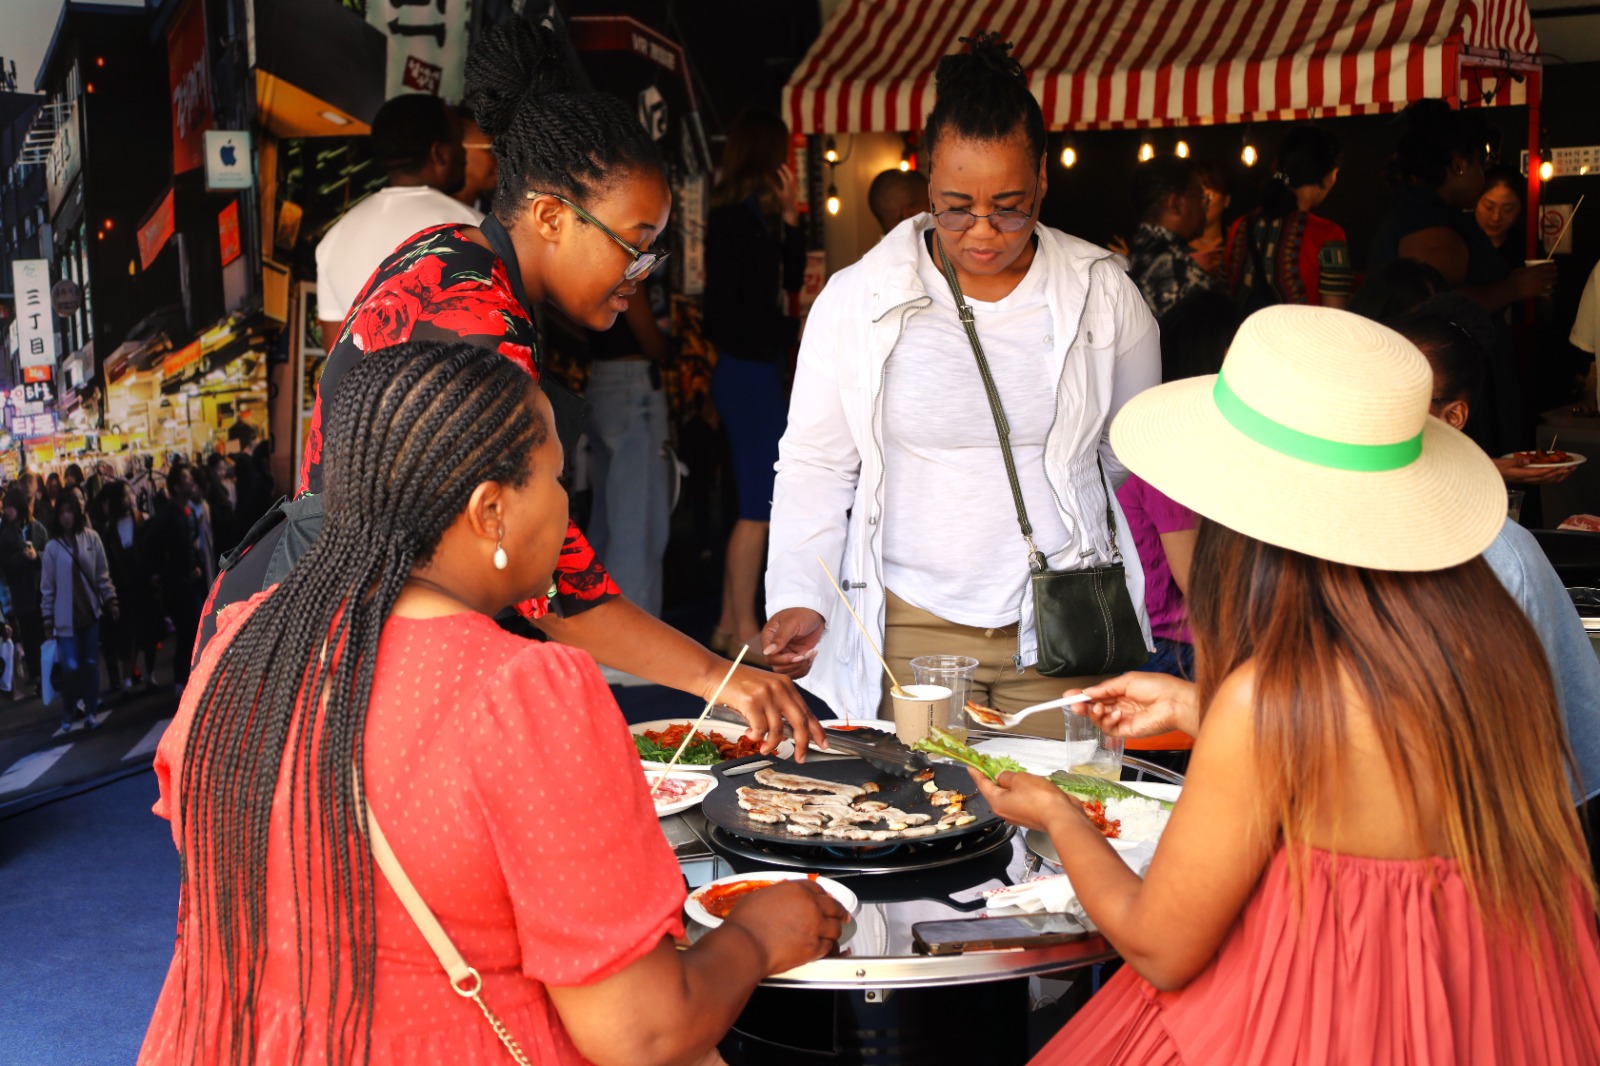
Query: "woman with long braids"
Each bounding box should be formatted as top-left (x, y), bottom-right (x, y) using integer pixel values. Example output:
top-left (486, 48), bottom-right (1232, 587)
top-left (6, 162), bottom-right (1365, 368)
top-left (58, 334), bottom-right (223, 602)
top-left (138, 342), bottom-right (845, 1065)
top-left (199, 17), bottom-right (824, 753)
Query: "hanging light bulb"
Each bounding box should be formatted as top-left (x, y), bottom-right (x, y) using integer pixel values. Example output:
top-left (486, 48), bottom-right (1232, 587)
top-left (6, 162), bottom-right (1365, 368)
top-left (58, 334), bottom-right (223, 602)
top-left (1060, 145), bottom-right (1077, 168)
top-left (823, 137), bottom-right (839, 165)
top-left (1539, 159), bottom-right (1555, 182)
top-left (1175, 139), bottom-right (1190, 158)
top-left (898, 158), bottom-right (911, 172)
top-left (826, 184), bottom-right (841, 216)
top-left (1241, 142), bottom-right (1259, 167)
top-left (1138, 142), bottom-right (1155, 163)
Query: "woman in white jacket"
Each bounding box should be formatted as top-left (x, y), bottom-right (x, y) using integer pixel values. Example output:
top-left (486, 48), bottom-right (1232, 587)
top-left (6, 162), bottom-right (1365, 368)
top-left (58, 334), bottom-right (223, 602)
top-left (42, 492), bottom-right (118, 731)
top-left (761, 33), bottom-right (1161, 731)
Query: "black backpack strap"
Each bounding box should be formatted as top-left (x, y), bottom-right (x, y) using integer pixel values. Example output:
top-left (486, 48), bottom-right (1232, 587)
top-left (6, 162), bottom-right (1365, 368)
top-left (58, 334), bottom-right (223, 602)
top-left (218, 495), bottom-right (290, 573)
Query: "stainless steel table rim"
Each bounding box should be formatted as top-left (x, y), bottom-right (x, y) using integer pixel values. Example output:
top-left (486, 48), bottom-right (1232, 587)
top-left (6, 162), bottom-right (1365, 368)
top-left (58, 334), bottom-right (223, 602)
top-left (666, 748), bottom-right (1185, 990)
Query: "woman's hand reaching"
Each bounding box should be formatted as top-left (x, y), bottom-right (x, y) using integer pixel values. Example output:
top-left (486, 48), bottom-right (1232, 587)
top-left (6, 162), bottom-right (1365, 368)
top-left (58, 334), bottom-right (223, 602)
top-left (1067, 672), bottom-right (1200, 739)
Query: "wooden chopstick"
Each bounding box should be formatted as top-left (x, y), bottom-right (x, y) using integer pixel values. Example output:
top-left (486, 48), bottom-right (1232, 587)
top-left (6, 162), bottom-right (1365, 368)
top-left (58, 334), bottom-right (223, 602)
top-left (650, 645), bottom-right (748, 797)
top-left (1548, 194), bottom-right (1585, 257)
top-left (817, 555), bottom-right (907, 697)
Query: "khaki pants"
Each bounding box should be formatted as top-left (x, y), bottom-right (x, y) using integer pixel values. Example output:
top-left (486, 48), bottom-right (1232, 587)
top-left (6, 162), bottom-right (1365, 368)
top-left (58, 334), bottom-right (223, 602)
top-left (879, 589), bottom-right (1109, 739)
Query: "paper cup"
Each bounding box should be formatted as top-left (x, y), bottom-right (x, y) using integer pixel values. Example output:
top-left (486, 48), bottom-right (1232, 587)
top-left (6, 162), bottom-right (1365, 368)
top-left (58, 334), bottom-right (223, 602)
top-left (890, 684), bottom-right (952, 745)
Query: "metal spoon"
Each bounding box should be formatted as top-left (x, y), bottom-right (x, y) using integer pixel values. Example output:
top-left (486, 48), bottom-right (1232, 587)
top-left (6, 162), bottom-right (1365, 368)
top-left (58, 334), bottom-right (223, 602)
top-left (962, 693), bottom-right (1091, 730)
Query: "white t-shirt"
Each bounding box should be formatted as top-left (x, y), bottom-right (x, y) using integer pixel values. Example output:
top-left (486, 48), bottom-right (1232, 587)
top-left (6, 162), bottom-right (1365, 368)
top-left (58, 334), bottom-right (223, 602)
top-left (314, 186), bottom-right (483, 324)
top-left (1571, 261), bottom-right (1600, 407)
top-left (881, 239), bottom-right (1074, 629)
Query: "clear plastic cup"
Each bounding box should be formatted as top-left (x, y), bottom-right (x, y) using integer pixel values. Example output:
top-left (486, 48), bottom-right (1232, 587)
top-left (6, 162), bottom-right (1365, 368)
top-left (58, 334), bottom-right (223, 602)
top-left (1064, 712), bottom-right (1124, 780)
top-left (910, 655), bottom-right (979, 742)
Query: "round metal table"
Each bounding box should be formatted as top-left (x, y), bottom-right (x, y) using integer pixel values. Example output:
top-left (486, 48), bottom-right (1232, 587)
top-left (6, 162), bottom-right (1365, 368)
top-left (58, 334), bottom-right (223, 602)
top-left (661, 751), bottom-right (1185, 1065)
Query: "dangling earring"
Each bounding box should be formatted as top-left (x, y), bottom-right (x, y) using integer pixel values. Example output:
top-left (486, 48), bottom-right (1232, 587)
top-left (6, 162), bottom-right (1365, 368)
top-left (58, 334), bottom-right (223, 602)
top-left (493, 528), bottom-right (508, 571)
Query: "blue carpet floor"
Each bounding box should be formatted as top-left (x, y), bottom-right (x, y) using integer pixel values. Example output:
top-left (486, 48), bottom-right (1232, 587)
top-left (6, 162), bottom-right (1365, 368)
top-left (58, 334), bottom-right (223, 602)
top-left (0, 679), bottom-right (814, 1064)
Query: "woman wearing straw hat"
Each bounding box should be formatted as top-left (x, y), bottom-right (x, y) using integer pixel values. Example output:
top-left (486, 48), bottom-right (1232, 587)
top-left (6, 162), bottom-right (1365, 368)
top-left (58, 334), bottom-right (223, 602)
top-left (972, 306), bottom-right (1600, 1062)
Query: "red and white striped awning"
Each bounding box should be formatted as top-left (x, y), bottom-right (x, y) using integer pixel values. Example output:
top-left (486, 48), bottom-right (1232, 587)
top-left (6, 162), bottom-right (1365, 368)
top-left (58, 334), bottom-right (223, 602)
top-left (782, 0), bottom-right (1539, 134)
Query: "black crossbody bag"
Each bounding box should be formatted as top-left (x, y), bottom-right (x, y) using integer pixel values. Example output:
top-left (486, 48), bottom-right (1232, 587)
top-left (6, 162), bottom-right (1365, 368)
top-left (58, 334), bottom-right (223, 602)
top-left (933, 237), bottom-right (1148, 678)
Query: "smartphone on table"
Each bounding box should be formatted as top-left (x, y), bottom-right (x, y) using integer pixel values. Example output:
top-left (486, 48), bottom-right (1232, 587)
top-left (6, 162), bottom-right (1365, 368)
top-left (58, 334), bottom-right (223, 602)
top-left (911, 913), bottom-right (1088, 955)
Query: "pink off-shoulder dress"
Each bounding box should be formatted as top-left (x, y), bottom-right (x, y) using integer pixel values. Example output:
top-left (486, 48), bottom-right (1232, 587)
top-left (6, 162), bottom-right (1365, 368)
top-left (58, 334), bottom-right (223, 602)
top-left (1041, 846), bottom-right (1600, 1065)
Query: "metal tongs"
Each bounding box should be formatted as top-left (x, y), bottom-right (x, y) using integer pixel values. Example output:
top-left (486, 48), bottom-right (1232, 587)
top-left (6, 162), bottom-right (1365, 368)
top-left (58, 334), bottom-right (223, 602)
top-left (706, 706), bottom-right (934, 779)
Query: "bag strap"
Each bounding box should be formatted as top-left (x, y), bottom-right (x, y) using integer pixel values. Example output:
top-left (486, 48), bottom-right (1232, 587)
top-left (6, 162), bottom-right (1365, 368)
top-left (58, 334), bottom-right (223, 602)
top-left (932, 236), bottom-right (1122, 569)
top-left (360, 771), bottom-right (534, 1066)
top-left (62, 534), bottom-right (108, 609)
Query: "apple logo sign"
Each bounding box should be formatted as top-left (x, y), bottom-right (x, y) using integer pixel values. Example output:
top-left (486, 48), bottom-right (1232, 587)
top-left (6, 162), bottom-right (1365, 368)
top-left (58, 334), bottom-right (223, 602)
top-left (220, 140), bottom-right (237, 167)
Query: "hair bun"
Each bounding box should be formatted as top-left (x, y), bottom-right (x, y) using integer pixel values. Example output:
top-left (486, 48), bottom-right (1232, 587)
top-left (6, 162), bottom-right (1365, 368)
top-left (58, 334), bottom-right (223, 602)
top-left (464, 18), bottom-right (572, 138)
top-left (934, 31), bottom-right (1025, 99)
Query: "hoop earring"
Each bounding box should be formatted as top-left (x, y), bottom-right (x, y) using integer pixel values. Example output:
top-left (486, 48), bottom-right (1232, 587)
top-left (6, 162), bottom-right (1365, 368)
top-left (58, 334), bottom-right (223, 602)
top-left (493, 529), bottom-right (508, 571)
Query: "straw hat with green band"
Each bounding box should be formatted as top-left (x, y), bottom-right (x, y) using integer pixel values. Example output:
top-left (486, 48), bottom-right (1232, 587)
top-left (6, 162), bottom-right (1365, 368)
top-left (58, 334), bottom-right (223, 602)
top-left (1109, 305), bottom-right (1506, 572)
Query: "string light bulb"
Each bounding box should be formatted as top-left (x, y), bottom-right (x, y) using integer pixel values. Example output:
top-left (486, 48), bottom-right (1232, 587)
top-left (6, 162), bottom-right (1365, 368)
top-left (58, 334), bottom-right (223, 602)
top-left (1060, 145), bottom-right (1077, 168)
top-left (823, 137), bottom-right (839, 165)
top-left (1241, 142), bottom-right (1259, 167)
top-left (898, 158), bottom-right (910, 172)
top-left (1138, 142), bottom-right (1155, 162)
top-left (826, 184), bottom-right (841, 216)
top-left (1539, 159), bottom-right (1555, 181)
top-left (1175, 140), bottom-right (1190, 158)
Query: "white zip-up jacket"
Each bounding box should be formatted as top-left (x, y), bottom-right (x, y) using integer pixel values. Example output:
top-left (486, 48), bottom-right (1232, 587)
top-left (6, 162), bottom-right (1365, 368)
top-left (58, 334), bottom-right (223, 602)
top-left (766, 215), bottom-right (1162, 717)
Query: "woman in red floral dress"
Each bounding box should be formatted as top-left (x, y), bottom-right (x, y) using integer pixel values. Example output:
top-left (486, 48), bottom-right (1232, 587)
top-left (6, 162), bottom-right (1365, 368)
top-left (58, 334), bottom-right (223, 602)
top-left (201, 19), bottom-right (823, 753)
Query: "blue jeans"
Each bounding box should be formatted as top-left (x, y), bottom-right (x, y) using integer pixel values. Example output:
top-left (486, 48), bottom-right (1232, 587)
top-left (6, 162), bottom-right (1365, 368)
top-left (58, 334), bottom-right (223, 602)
top-left (585, 361), bottom-right (671, 617)
top-left (1141, 637), bottom-right (1194, 680)
top-left (57, 621), bottom-right (101, 723)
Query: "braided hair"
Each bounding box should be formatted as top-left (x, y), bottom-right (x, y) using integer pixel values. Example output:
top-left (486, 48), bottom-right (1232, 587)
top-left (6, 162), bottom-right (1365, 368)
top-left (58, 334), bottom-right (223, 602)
top-left (923, 31), bottom-right (1046, 165)
top-left (172, 342), bottom-right (547, 1065)
top-left (464, 18), bottom-right (664, 217)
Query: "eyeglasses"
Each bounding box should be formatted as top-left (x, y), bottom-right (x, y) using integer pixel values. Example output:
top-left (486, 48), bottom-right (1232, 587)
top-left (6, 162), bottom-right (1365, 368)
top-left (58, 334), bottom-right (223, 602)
top-left (929, 182), bottom-right (1040, 233)
top-left (526, 190), bottom-right (669, 282)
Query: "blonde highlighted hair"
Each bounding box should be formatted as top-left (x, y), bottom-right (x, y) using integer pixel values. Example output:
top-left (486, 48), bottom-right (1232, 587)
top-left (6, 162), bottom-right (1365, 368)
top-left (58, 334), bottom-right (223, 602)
top-left (1189, 519), bottom-right (1596, 962)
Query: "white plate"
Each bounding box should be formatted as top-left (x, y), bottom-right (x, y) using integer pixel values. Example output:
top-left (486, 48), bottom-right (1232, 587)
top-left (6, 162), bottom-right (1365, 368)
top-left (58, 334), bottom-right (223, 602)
top-left (685, 870), bottom-right (860, 929)
top-left (1501, 450), bottom-right (1587, 470)
top-left (630, 718), bottom-right (794, 772)
top-left (646, 769), bottom-right (718, 818)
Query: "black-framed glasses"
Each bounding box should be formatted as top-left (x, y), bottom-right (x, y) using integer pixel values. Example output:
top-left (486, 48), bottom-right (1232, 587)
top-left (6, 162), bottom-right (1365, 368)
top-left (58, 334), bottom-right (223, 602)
top-left (929, 181), bottom-right (1040, 233)
top-left (526, 190), bottom-right (670, 281)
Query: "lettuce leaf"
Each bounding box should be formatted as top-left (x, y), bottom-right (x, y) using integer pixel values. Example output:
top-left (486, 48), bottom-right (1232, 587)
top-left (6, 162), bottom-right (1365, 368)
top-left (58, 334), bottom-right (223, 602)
top-left (911, 728), bottom-right (1026, 781)
top-left (1048, 771), bottom-right (1174, 810)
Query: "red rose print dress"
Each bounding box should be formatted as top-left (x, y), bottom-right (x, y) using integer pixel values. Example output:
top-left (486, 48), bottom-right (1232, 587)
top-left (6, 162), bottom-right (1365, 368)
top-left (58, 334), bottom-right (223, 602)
top-left (302, 224), bottom-right (619, 618)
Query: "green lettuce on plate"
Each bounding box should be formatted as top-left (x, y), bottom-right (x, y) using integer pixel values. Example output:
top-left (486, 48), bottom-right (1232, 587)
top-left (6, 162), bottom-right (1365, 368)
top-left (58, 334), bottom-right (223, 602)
top-left (634, 733), bottom-right (721, 765)
top-left (911, 728), bottom-right (1026, 781)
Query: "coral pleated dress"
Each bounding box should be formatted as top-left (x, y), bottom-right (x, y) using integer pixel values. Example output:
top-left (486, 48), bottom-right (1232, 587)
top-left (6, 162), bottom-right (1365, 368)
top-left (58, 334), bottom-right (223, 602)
top-left (1039, 846), bottom-right (1600, 1065)
top-left (139, 599), bottom-right (686, 1064)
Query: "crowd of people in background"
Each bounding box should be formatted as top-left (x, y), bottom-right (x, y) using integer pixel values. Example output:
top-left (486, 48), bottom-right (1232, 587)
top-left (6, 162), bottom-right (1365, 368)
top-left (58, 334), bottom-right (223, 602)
top-left (0, 445), bottom-right (275, 730)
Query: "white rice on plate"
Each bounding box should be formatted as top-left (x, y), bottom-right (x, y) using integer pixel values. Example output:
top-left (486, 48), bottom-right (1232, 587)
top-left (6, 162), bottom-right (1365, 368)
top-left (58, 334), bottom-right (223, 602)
top-left (1103, 796), bottom-right (1171, 844)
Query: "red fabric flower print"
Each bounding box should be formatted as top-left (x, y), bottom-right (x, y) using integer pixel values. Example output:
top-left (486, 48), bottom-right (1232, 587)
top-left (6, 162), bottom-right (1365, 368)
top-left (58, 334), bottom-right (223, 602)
top-left (496, 342), bottom-right (536, 377)
top-left (555, 520), bottom-right (622, 606)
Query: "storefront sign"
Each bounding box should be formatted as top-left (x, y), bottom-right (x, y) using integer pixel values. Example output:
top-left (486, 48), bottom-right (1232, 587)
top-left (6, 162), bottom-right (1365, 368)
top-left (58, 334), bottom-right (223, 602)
top-left (137, 186), bottom-right (176, 270)
top-left (204, 130), bottom-right (253, 191)
top-left (45, 104), bottom-right (80, 219)
top-left (167, 0), bottom-right (214, 174)
top-left (12, 381), bottom-right (56, 409)
top-left (165, 338), bottom-right (204, 376)
top-left (22, 366), bottom-right (52, 385)
top-left (50, 279), bottom-right (82, 318)
top-left (10, 260), bottom-right (55, 373)
top-left (15, 413), bottom-right (57, 441)
top-left (368, 0), bottom-right (469, 102)
top-left (218, 199), bottom-right (241, 265)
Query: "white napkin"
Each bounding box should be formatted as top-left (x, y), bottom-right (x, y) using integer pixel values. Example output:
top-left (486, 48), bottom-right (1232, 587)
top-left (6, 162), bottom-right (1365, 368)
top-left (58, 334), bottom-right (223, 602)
top-left (983, 839), bottom-right (1157, 931)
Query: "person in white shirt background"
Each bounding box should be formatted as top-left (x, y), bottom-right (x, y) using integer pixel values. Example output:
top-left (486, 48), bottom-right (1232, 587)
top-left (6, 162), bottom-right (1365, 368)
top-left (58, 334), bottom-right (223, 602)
top-left (315, 93), bottom-right (474, 349)
top-left (760, 31), bottom-right (1160, 733)
top-left (1572, 259), bottom-right (1600, 412)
